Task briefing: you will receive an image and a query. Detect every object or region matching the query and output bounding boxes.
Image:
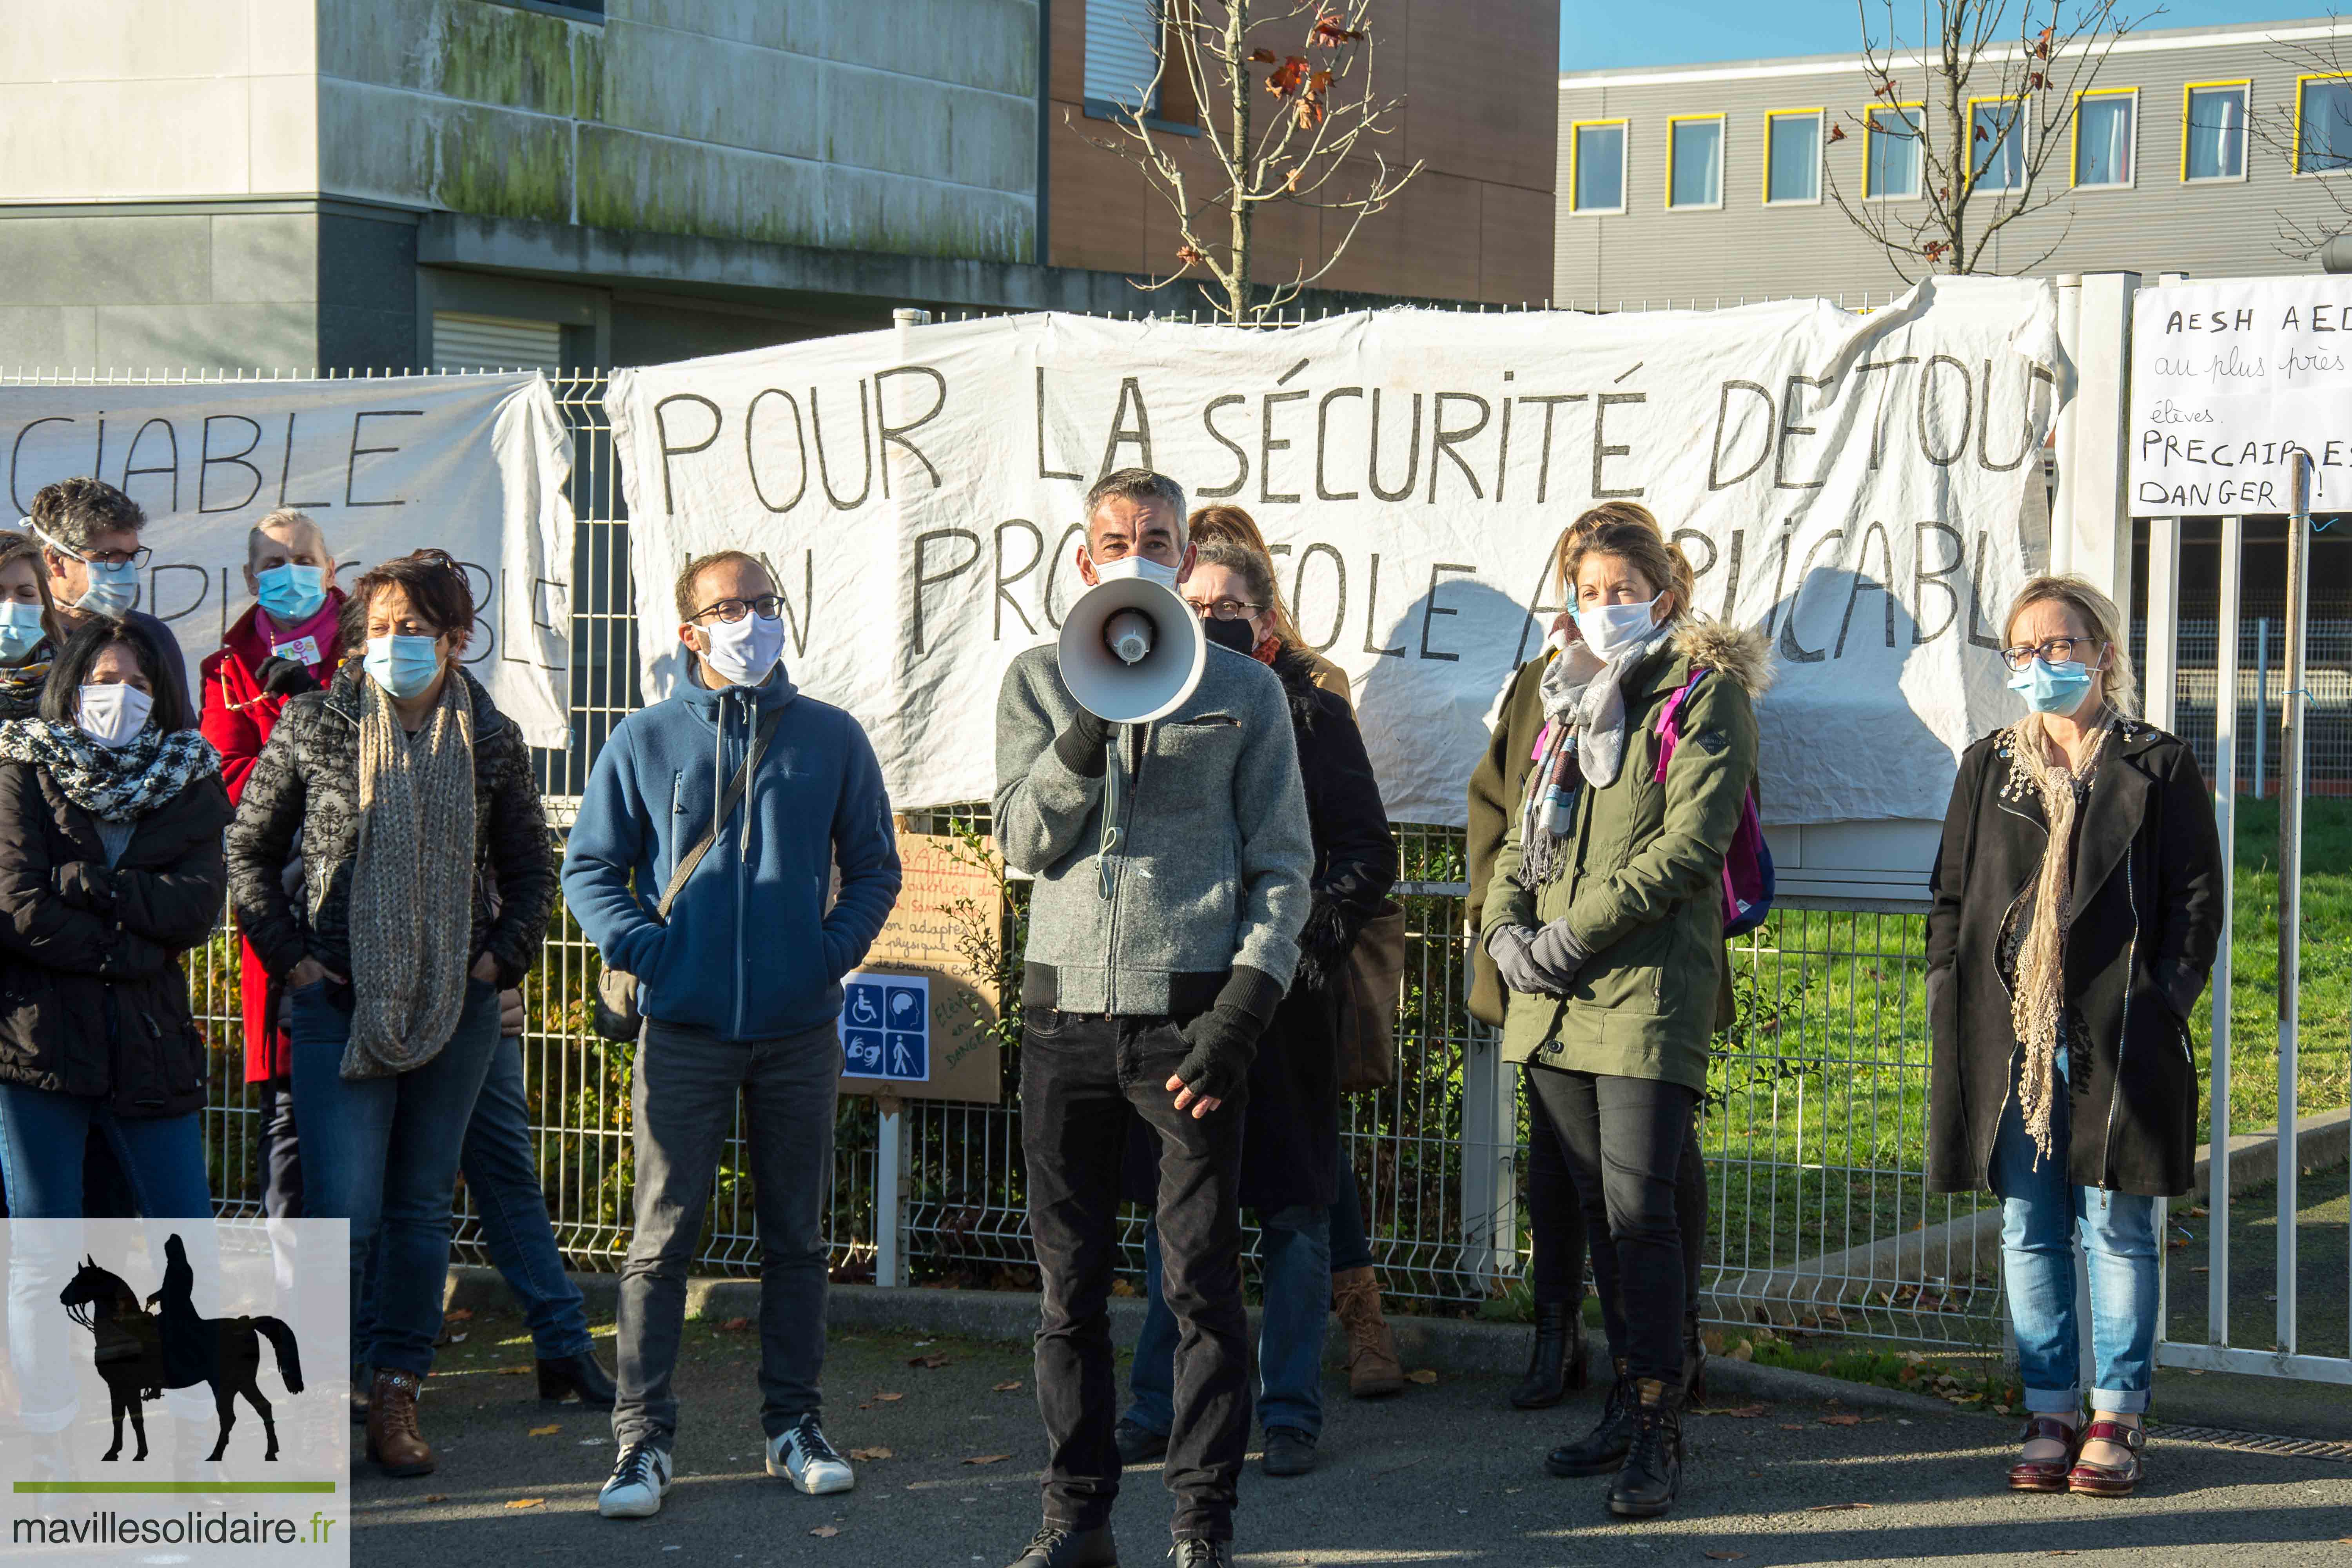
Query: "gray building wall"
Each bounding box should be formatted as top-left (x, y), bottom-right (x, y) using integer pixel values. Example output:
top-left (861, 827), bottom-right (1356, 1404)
top-left (1556, 16), bottom-right (2352, 304)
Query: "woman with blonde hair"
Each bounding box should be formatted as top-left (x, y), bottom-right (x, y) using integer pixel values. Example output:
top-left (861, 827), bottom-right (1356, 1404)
top-left (0, 533), bottom-right (65, 722)
top-left (1468, 503), bottom-right (1711, 1416)
top-left (1926, 574), bottom-right (2223, 1498)
top-left (1484, 517), bottom-right (1769, 1518)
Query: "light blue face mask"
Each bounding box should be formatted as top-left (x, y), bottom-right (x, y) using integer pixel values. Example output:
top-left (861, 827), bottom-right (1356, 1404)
top-left (76, 560), bottom-right (139, 618)
top-left (256, 563), bottom-right (327, 624)
top-left (2007, 657), bottom-right (2096, 716)
top-left (365, 633), bottom-right (444, 700)
top-left (0, 601), bottom-right (45, 662)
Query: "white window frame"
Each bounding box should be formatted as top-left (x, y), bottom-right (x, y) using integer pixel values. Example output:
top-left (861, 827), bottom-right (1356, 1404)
top-left (1665, 113), bottom-right (1726, 212)
top-left (1967, 94), bottom-right (2029, 194)
top-left (2181, 80), bottom-right (2251, 184)
top-left (1763, 108), bottom-right (1826, 206)
top-left (2294, 73), bottom-right (2352, 177)
top-left (2071, 86), bottom-right (2138, 191)
top-left (1865, 103), bottom-right (1926, 201)
top-left (1571, 118), bottom-right (1630, 216)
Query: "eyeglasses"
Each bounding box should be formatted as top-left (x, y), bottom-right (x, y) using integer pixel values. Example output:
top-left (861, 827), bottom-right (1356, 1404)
top-left (694, 594), bottom-right (785, 624)
top-left (2000, 636), bottom-right (2103, 671)
top-left (1183, 597), bottom-right (1263, 622)
top-left (81, 546), bottom-right (151, 569)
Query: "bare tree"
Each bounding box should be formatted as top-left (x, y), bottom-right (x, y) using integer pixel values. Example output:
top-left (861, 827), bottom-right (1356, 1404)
top-left (1824, 0), bottom-right (2151, 280)
top-left (1070, 1), bottom-right (1424, 322)
top-left (2241, 24), bottom-right (2352, 260)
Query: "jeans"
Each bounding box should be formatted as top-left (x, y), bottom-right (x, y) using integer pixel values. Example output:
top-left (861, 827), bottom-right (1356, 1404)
top-left (614, 1018), bottom-right (839, 1449)
top-left (459, 1034), bottom-right (592, 1360)
top-left (1021, 1010), bottom-right (1250, 1543)
top-left (0, 1085), bottom-right (214, 1430)
top-left (1126, 1205), bottom-right (1330, 1441)
top-left (1327, 1139), bottom-right (1373, 1276)
top-left (1523, 1066), bottom-right (1590, 1307)
top-left (1991, 1060), bottom-right (2159, 1415)
top-left (259, 1079), bottom-right (303, 1219)
top-left (1527, 1067), bottom-right (1699, 1386)
top-left (288, 976), bottom-right (503, 1376)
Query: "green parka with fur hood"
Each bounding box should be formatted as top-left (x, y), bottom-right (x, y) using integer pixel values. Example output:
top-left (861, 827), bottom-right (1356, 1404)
top-left (1481, 617), bottom-right (1771, 1092)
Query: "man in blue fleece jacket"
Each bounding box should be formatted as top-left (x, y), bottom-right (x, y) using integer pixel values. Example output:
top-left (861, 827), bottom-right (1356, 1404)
top-left (562, 550), bottom-right (900, 1521)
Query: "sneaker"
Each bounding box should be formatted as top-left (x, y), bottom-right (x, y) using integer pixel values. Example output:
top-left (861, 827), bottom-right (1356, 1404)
top-left (1261, 1426), bottom-right (1317, 1477)
top-left (766, 1413), bottom-right (855, 1495)
top-left (1172, 1539), bottom-right (1230, 1567)
top-left (1003, 1522), bottom-right (1119, 1568)
top-left (1114, 1417), bottom-right (1169, 1466)
top-left (597, 1441), bottom-right (672, 1519)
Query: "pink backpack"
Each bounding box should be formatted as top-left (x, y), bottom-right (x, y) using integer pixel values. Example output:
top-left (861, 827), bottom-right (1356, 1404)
top-left (1652, 668), bottom-right (1774, 938)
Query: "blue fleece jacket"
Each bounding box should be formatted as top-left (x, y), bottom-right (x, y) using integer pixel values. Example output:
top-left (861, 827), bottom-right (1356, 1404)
top-left (561, 665), bottom-right (901, 1041)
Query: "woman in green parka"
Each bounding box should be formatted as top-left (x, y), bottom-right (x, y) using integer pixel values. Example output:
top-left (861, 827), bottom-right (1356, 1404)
top-left (1483, 519), bottom-right (1770, 1520)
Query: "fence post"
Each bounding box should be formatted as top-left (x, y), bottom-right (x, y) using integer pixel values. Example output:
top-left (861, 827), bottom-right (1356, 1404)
top-left (2276, 452), bottom-right (2312, 1356)
top-left (2254, 618), bottom-right (2270, 799)
top-left (2209, 514), bottom-right (2243, 1347)
top-left (2050, 276), bottom-right (2082, 576)
top-left (876, 1096), bottom-right (907, 1289)
top-left (2061, 272), bottom-right (2141, 613)
top-left (1457, 1023), bottom-right (1519, 1288)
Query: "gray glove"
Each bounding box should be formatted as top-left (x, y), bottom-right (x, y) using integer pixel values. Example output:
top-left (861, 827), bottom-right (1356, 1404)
top-left (1485, 923), bottom-right (1557, 997)
top-left (1526, 919), bottom-right (1590, 992)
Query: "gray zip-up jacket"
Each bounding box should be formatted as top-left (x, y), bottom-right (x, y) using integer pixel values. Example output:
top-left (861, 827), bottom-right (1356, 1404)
top-left (994, 642), bottom-right (1312, 1017)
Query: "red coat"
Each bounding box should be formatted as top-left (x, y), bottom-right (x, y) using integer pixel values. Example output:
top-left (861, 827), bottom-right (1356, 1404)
top-left (200, 593), bottom-right (345, 1083)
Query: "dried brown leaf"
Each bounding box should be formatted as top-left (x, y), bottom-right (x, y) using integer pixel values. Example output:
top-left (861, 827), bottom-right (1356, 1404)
top-left (422, 1494), bottom-right (448, 1503)
top-left (1808, 1501), bottom-right (1873, 1512)
top-left (1700, 1404), bottom-right (1769, 1419)
top-left (810, 1525), bottom-right (840, 1537)
top-left (850, 1447), bottom-right (893, 1462)
top-left (528, 1423), bottom-right (560, 1437)
top-left (962, 1453), bottom-right (1013, 1466)
top-left (909, 1352), bottom-right (951, 1370)
top-left (1819, 1413), bottom-right (1863, 1427)
top-left (1406, 1368), bottom-right (1438, 1385)
top-left (504, 1498), bottom-right (544, 1510)
top-left (443, 1308), bottom-right (474, 1323)
top-left (873, 1391), bottom-right (905, 1403)
top-left (992, 1380), bottom-right (1024, 1393)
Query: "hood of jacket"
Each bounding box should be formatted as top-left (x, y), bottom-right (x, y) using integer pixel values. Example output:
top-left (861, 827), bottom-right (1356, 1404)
top-left (1667, 617), bottom-right (1775, 699)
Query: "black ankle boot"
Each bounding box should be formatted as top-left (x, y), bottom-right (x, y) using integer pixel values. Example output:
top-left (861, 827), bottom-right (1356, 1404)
top-left (1607, 1378), bottom-right (1684, 1518)
top-left (538, 1349), bottom-right (618, 1410)
top-left (1510, 1301), bottom-right (1585, 1409)
top-left (1682, 1310), bottom-right (1708, 1404)
top-left (1544, 1360), bottom-right (1635, 1477)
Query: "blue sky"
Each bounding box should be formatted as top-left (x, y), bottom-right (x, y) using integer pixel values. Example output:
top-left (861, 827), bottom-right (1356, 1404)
top-left (1560, 2), bottom-right (2318, 71)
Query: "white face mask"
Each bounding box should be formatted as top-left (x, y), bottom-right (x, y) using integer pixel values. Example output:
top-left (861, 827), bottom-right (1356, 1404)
top-left (76, 682), bottom-right (152, 748)
top-left (1573, 595), bottom-right (1662, 655)
top-left (699, 612), bottom-right (786, 686)
top-left (1091, 554), bottom-right (1180, 592)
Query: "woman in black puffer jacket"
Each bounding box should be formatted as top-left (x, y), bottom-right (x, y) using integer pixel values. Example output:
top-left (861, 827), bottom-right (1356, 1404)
top-left (1115, 539), bottom-right (1399, 1479)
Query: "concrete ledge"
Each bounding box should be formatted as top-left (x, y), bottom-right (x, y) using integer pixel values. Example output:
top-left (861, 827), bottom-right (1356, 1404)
top-left (443, 1266), bottom-right (1951, 1417)
top-left (1706, 1107), bottom-right (2352, 1324)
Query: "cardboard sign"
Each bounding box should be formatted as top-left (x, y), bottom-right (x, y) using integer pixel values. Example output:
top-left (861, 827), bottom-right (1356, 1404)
top-left (836, 831), bottom-right (1004, 1103)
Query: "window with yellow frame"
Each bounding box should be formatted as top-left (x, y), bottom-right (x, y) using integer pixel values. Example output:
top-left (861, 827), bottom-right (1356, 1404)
top-left (1666, 114), bottom-right (1725, 209)
top-left (1865, 103), bottom-right (1925, 199)
top-left (1967, 96), bottom-right (2027, 192)
top-left (2072, 87), bottom-right (2136, 189)
top-left (2182, 80), bottom-right (2249, 181)
top-left (1764, 109), bottom-right (1824, 204)
top-left (2295, 73), bottom-right (2352, 174)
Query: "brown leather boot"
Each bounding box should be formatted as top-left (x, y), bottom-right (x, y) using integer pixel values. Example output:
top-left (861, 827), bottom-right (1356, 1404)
top-left (366, 1368), bottom-right (436, 1477)
top-left (1332, 1265), bottom-right (1406, 1398)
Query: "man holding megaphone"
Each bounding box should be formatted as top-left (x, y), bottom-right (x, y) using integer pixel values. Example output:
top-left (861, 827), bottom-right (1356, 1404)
top-left (994, 470), bottom-right (1312, 1568)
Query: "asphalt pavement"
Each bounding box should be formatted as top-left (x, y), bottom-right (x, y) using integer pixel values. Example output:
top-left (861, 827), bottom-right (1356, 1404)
top-left (352, 1312), bottom-right (2352, 1568)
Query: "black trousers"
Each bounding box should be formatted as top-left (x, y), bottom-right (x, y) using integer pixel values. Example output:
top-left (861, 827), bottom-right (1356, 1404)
top-left (1523, 1067), bottom-right (1588, 1306)
top-left (1527, 1066), bottom-right (1702, 1386)
top-left (1020, 1010), bottom-right (1250, 1543)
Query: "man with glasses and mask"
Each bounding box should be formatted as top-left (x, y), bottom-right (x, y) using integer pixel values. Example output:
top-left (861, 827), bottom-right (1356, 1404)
top-left (24, 476), bottom-right (188, 706)
top-left (993, 470), bottom-right (1312, 1568)
top-left (563, 549), bottom-right (901, 1521)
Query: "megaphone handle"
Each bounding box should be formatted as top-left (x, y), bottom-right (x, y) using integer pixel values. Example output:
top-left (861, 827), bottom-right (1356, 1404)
top-left (1096, 731), bottom-right (1124, 902)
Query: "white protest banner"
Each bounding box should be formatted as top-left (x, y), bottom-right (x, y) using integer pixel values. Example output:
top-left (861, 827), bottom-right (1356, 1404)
top-left (609, 280), bottom-right (2058, 826)
top-left (2130, 274), bottom-right (2352, 515)
top-left (1, 374), bottom-right (573, 746)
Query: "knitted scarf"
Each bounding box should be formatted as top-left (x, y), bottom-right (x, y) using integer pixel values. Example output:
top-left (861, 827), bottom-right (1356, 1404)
top-left (0, 717), bottom-right (219, 822)
top-left (0, 643), bottom-right (56, 719)
top-left (344, 672), bottom-right (477, 1080)
top-left (1513, 618), bottom-right (1673, 888)
top-left (1999, 711), bottom-right (2114, 1167)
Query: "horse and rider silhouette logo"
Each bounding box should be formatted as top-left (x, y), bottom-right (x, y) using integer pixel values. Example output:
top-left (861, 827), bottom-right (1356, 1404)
top-left (56, 1234), bottom-right (305, 1463)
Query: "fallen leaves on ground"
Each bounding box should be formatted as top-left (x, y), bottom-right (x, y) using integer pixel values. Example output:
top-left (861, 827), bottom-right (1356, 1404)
top-left (810, 1525), bottom-right (840, 1538)
top-left (503, 1498), bottom-right (544, 1510)
top-left (443, 1308), bottom-right (473, 1323)
top-left (527, 1424), bottom-right (560, 1437)
top-left (495, 1366), bottom-right (529, 1376)
top-left (422, 1494), bottom-right (447, 1504)
top-left (909, 1352), bottom-right (951, 1370)
top-left (874, 1392), bottom-right (905, 1402)
top-left (1110, 1279), bottom-right (1138, 1298)
top-left (992, 1379), bottom-right (1024, 1393)
top-left (1779, 1424), bottom-right (1805, 1432)
top-left (721, 1317), bottom-right (753, 1332)
top-left (907, 1480), bottom-right (952, 1490)
top-left (1819, 1413), bottom-right (1863, 1427)
top-left (1698, 1404), bottom-right (1770, 1418)
top-left (1807, 1502), bottom-right (1873, 1512)
top-left (962, 1453), bottom-right (1013, 1466)
top-left (1406, 1369), bottom-right (1439, 1385)
top-left (849, 1447), bottom-right (892, 1462)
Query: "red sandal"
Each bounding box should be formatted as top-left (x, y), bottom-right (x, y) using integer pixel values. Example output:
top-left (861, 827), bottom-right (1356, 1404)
top-left (2006, 1415), bottom-right (2080, 1492)
top-left (2067, 1419), bottom-right (2145, 1497)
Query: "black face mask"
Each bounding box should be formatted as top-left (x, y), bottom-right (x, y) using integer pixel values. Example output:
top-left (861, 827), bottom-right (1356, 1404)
top-left (1202, 615), bottom-right (1257, 656)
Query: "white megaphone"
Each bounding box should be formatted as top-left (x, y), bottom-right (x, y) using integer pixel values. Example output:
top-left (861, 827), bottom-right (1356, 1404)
top-left (1057, 570), bottom-right (1207, 724)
